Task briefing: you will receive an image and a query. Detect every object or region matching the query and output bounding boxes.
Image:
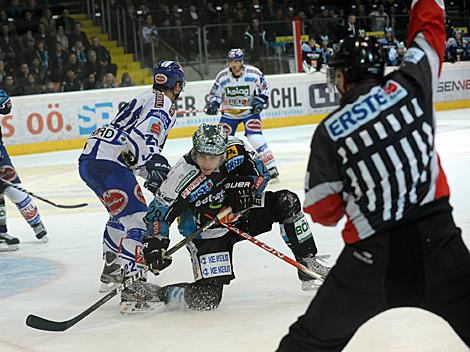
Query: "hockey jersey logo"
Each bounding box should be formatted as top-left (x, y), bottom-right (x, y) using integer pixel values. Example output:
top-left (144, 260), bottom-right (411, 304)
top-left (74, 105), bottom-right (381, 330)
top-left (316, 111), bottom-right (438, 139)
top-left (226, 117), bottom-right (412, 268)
top-left (103, 189), bottom-right (129, 216)
top-left (226, 85), bottom-right (250, 97)
top-left (325, 80), bottom-right (408, 141)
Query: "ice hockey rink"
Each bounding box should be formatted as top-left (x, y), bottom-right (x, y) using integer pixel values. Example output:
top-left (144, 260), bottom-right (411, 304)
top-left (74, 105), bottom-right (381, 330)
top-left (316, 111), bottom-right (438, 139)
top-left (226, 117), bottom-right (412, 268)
top-left (0, 109), bottom-right (469, 352)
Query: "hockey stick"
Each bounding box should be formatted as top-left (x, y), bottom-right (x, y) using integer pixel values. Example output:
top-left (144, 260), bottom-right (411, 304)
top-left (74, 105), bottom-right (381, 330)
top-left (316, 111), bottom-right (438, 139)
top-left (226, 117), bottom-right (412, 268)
top-left (175, 106), bottom-right (252, 115)
top-left (220, 222), bottom-right (324, 281)
top-left (0, 178), bottom-right (88, 209)
top-left (25, 206), bottom-right (233, 332)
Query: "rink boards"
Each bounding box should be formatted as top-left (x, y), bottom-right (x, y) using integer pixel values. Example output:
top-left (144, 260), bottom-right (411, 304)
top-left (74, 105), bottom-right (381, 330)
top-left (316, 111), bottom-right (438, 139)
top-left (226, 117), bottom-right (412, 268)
top-left (4, 61), bottom-right (470, 155)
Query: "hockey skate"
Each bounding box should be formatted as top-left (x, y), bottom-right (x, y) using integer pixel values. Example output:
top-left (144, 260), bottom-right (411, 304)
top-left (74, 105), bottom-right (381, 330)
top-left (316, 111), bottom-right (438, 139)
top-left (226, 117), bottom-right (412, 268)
top-left (119, 279), bottom-right (164, 314)
top-left (297, 254), bottom-right (331, 291)
top-left (0, 232), bottom-right (19, 251)
top-left (99, 252), bottom-right (123, 293)
top-left (33, 222), bottom-right (48, 242)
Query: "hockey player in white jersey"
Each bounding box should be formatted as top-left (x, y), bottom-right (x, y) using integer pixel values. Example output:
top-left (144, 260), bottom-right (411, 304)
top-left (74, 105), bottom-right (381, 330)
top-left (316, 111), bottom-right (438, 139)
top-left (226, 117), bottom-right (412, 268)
top-left (0, 90), bottom-right (48, 252)
top-left (78, 61), bottom-right (185, 312)
top-left (206, 48), bottom-right (279, 180)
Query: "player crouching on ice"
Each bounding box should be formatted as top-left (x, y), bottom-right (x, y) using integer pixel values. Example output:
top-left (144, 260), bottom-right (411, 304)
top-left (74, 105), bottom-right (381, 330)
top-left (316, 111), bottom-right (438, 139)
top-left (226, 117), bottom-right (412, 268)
top-left (205, 48), bottom-right (280, 181)
top-left (140, 123), bottom-right (329, 312)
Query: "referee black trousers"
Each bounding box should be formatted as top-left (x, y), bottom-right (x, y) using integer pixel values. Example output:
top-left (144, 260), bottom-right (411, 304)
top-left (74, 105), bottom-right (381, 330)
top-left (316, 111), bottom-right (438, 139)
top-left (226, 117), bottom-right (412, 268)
top-left (277, 211), bottom-right (470, 351)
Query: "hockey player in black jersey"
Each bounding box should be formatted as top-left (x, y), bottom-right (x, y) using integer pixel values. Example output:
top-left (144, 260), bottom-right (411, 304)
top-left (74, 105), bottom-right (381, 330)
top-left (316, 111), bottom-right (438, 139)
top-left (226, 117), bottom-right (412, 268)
top-left (278, 0), bottom-right (470, 350)
top-left (141, 123), bottom-right (329, 312)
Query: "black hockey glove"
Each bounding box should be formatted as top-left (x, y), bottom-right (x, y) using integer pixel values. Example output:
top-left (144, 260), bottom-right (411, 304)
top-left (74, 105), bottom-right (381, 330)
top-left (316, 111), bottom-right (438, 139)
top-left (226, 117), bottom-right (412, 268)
top-left (224, 176), bottom-right (255, 213)
top-left (251, 94), bottom-right (268, 114)
top-left (205, 101), bottom-right (220, 115)
top-left (143, 237), bottom-right (173, 275)
top-left (143, 153), bottom-right (171, 195)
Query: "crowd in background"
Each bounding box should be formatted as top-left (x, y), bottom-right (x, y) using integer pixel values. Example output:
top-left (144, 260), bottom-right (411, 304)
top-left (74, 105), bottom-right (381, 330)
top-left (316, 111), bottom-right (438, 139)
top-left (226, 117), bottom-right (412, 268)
top-left (0, 0), bottom-right (469, 96)
top-left (0, 1), bottom-right (135, 96)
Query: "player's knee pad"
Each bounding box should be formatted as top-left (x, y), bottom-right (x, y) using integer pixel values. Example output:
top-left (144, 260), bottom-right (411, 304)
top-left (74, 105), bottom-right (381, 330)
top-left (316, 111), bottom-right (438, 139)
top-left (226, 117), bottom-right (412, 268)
top-left (272, 190), bottom-right (301, 223)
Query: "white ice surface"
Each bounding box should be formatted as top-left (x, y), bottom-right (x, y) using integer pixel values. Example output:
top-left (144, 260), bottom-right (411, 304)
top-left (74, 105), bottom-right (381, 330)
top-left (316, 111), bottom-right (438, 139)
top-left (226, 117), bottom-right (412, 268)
top-left (0, 109), bottom-right (469, 352)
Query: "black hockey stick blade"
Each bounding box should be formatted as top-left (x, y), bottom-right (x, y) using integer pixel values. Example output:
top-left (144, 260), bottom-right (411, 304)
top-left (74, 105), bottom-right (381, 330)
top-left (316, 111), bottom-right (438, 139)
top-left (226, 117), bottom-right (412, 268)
top-left (26, 314), bottom-right (75, 332)
top-left (49, 202), bottom-right (89, 209)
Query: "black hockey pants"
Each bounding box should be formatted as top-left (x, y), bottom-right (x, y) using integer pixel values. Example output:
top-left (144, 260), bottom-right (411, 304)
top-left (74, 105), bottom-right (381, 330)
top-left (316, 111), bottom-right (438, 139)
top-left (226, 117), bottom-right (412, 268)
top-left (277, 210), bottom-right (470, 351)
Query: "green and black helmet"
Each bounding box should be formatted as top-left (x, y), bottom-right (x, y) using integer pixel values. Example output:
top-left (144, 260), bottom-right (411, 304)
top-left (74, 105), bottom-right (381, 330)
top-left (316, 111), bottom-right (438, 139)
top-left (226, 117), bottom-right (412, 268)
top-left (192, 123), bottom-right (228, 156)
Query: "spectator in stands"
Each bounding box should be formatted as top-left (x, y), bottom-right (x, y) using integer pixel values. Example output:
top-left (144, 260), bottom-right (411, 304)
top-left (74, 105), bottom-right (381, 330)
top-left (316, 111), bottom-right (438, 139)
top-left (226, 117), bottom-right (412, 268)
top-left (0, 24), bottom-right (20, 70)
top-left (446, 30), bottom-right (469, 62)
top-left (64, 52), bottom-right (84, 79)
top-left (142, 14), bottom-right (159, 68)
top-left (15, 62), bottom-right (30, 88)
top-left (54, 25), bottom-right (69, 51)
top-left (42, 80), bottom-right (59, 93)
top-left (71, 40), bottom-right (87, 65)
top-left (30, 57), bottom-right (47, 84)
top-left (355, 3), bottom-right (369, 31)
top-left (2, 75), bottom-right (21, 96)
top-left (120, 72), bottom-right (135, 87)
top-left (39, 7), bottom-right (56, 32)
top-left (62, 69), bottom-right (82, 92)
top-left (90, 36), bottom-right (117, 76)
top-left (7, 0), bottom-right (24, 21)
top-left (378, 27), bottom-right (399, 65)
top-left (23, 72), bottom-right (42, 95)
top-left (20, 31), bottom-right (36, 61)
top-left (0, 60), bottom-right (7, 85)
top-left (35, 39), bottom-right (49, 70)
top-left (84, 49), bottom-right (103, 81)
top-left (34, 23), bottom-right (53, 50)
top-left (244, 18), bottom-right (268, 69)
top-left (184, 5), bottom-right (200, 26)
top-left (369, 4), bottom-right (390, 32)
top-left (262, 0), bottom-right (278, 21)
top-left (56, 9), bottom-right (75, 36)
top-left (49, 42), bottom-right (67, 83)
top-left (311, 6), bottom-right (331, 39)
top-left (69, 22), bottom-right (90, 51)
top-left (17, 10), bottom-right (37, 35)
top-left (83, 72), bottom-right (100, 90)
top-left (101, 72), bottom-right (118, 89)
top-left (336, 13), bottom-right (358, 39)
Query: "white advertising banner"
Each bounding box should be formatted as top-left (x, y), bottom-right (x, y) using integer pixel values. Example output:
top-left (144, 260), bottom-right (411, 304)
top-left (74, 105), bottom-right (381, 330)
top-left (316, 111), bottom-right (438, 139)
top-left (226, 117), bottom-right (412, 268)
top-left (4, 62), bottom-right (470, 147)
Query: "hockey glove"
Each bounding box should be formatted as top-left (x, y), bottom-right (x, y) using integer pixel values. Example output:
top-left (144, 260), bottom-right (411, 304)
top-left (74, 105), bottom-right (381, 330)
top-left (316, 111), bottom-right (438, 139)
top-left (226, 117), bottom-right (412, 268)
top-left (143, 154), bottom-right (171, 194)
top-left (224, 176), bottom-right (255, 213)
top-left (143, 237), bottom-right (172, 275)
top-left (205, 101), bottom-right (220, 115)
top-left (251, 94), bottom-right (268, 114)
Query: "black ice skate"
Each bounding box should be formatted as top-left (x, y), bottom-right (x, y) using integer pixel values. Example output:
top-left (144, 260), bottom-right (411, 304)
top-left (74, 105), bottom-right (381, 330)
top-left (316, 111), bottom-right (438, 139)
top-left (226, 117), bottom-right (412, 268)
top-left (99, 252), bottom-right (123, 293)
top-left (119, 279), bottom-right (164, 314)
top-left (33, 222), bottom-right (48, 242)
top-left (0, 232), bottom-right (19, 251)
top-left (297, 254), bottom-right (331, 291)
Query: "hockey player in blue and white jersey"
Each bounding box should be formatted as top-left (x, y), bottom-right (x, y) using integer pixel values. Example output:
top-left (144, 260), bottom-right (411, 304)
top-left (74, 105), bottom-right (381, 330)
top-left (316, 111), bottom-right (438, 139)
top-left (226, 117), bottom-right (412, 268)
top-left (205, 48), bottom-right (280, 180)
top-left (78, 61), bottom-right (185, 312)
top-left (0, 90), bottom-right (48, 252)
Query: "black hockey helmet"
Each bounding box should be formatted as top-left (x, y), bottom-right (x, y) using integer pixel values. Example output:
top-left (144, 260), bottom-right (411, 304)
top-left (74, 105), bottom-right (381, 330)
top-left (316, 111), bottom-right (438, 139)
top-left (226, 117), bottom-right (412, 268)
top-left (327, 36), bottom-right (385, 92)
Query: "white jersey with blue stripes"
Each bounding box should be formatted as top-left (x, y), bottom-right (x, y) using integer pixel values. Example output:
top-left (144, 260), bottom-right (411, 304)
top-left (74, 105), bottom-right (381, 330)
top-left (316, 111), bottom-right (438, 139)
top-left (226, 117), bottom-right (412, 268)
top-left (208, 64), bottom-right (269, 119)
top-left (80, 89), bottom-right (176, 170)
